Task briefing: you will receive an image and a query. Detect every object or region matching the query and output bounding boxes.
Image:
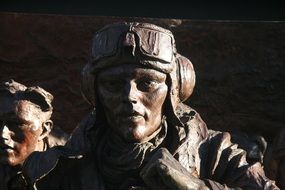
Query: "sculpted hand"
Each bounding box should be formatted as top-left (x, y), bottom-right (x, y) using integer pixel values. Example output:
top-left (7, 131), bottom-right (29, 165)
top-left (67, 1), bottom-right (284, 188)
top-left (140, 148), bottom-right (208, 190)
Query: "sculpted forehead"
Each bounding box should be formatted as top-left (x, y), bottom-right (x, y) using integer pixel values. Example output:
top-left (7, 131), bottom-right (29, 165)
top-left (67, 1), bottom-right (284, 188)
top-left (0, 98), bottom-right (42, 126)
top-left (15, 101), bottom-right (42, 122)
top-left (97, 63), bottom-right (166, 79)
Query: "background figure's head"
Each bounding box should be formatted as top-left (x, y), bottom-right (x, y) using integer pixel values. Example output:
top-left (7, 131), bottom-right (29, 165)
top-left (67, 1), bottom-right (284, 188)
top-left (0, 80), bottom-right (53, 166)
top-left (81, 22), bottom-right (195, 142)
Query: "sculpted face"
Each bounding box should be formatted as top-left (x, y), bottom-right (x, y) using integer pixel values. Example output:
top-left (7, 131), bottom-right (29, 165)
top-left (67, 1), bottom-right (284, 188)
top-left (0, 97), bottom-right (44, 166)
top-left (97, 63), bottom-right (168, 143)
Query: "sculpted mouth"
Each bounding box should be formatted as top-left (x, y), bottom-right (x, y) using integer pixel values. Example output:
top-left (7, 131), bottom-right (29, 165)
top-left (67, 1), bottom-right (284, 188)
top-left (0, 143), bottom-right (13, 151)
top-left (121, 111), bottom-right (144, 122)
top-left (127, 115), bottom-right (144, 120)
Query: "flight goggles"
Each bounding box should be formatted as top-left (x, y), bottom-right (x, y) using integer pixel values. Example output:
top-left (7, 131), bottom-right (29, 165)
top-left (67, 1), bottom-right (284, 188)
top-left (91, 22), bottom-right (177, 73)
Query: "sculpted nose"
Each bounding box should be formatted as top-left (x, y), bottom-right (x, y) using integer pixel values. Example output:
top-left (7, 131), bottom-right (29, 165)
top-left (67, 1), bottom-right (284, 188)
top-left (123, 82), bottom-right (139, 104)
top-left (0, 125), bottom-right (11, 140)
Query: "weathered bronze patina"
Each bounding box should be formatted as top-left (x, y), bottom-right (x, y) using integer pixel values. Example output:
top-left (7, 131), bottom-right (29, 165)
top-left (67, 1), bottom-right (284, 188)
top-left (0, 80), bottom-right (67, 190)
top-left (23, 22), bottom-right (280, 189)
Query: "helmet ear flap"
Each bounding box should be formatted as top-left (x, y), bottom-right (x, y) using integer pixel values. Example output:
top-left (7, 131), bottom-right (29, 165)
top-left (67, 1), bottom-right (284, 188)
top-left (81, 63), bottom-right (96, 106)
top-left (176, 54), bottom-right (196, 102)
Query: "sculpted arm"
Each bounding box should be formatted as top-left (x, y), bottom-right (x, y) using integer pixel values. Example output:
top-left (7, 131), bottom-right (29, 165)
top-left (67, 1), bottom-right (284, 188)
top-left (199, 131), bottom-right (279, 189)
top-left (140, 131), bottom-right (279, 190)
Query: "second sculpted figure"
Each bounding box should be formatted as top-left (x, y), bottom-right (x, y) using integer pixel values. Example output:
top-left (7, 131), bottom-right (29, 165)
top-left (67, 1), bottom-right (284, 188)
top-left (0, 80), bottom-right (68, 190)
top-left (23, 22), bottom-right (279, 189)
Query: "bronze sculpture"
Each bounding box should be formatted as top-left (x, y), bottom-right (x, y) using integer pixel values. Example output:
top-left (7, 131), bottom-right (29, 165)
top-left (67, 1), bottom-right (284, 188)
top-left (23, 22), bottom-right (280, 189)
top-left (0, 80), bottom-right (68, 190)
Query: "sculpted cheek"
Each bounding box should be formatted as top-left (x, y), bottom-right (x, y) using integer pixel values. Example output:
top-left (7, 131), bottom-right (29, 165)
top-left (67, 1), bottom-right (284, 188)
top-left (99, 90), bottom-right (119, 110)
top-left (145, 87), bottom-right (168, 107)
top-left (31, 121), bottom-right (41, 131)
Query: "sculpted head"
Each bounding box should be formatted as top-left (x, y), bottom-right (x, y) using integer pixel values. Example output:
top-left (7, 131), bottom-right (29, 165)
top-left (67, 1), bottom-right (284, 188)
top-left (81, 22), bottom-right (196, 143)
top-left (97, 63), bottom-right (168, 142)
top-left (0, 80), bottom-right (53, 166)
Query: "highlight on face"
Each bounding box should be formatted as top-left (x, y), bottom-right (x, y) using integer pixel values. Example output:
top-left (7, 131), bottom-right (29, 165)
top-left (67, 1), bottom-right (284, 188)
top-left (0, 80), bottom-right (53, 166)
top-left (97, 63), bottom-right (168, 143)
top-left (0, 99), bottom-right (46, 166)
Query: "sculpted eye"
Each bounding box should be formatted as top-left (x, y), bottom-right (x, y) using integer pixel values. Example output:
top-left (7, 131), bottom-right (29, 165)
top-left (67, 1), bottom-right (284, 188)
top-left (137, 79), bottom-right (158, 92)
top-left (6, 120), bottom-right (21, 129)
top-left (102, 80), bottom-right (123, 91)
top-left (105, 81), bottom-right (116, 87)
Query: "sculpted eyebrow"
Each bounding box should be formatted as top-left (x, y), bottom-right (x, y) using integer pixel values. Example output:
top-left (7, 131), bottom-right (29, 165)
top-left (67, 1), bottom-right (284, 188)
top-left (98, 70), bottom-right (126, 79)
top-left (139, 70), bottom-right (166, 81)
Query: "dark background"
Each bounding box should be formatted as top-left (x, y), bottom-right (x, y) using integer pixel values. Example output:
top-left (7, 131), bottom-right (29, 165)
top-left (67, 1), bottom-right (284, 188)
top-left (1, 0), bottom-right (285, 21)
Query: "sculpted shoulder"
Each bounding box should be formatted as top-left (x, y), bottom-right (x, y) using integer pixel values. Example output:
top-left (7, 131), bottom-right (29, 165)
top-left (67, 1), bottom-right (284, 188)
top-left (175, 103), bottom-right (208, 140)
top-left (64, 110), bottom-right (97, 153)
